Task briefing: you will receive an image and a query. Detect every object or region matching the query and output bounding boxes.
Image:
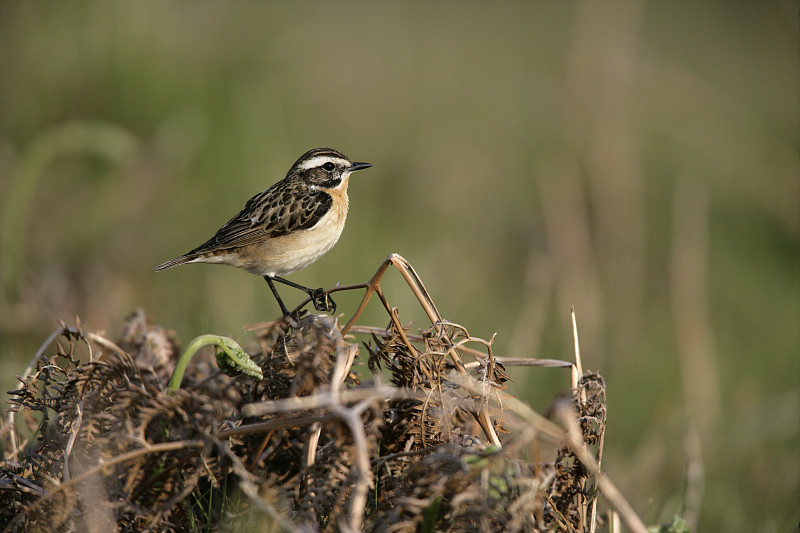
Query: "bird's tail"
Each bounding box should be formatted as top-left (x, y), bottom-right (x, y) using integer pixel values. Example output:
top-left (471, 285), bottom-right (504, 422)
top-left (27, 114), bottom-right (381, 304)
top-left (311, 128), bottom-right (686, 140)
top-left (154, 254), bottom-right (197, 272)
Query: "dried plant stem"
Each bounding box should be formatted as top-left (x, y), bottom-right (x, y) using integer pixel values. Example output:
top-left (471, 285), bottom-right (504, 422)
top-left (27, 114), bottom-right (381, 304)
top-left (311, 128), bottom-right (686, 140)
top-left (62, 403), bottom-right (82, 482)
top-left (219, 413), bottom-right (338, 438)
top-left (331, 401), bottom-right (374, 533)
top-left (83, 331), bottom-right (127, 358)
top-left (544, 494), bottom-right (580, 533)
top-left (242, 385), bottom-right (421, 418)
top-left (465, 358), bottom-right (573, 369)
top-left (571, 308), bottom-right (602, 533)
top-left (589, 412), bottom-right (606, 533)
top-left (555, 403), bottom-right (647, 533)
top-left (571, 307), bottom-right (583, 379)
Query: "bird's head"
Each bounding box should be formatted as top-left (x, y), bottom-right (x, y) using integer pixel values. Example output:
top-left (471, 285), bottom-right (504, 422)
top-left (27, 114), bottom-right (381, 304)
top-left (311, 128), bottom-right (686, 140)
top-left (291, 147), bottom-right (372, 190)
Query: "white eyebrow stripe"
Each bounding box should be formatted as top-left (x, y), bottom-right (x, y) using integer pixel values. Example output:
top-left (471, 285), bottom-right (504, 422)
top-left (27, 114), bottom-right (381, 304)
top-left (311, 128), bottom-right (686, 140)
top-left (297, 156), bottom-right (350, 170)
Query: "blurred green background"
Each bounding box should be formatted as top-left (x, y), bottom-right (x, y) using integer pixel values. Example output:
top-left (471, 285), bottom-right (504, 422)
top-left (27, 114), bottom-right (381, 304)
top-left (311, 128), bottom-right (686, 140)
top-left (0, 1), bottom-right (797, 530)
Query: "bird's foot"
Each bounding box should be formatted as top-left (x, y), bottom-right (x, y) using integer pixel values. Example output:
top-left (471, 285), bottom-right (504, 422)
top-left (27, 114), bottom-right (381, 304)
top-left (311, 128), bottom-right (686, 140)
top-left (309, 288), bottom-right (336, 313)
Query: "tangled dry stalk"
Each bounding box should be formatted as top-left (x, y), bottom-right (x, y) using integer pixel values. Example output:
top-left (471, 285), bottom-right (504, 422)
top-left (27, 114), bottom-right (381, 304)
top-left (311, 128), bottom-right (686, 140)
top-left (0, 254), bottom-right (647, 532)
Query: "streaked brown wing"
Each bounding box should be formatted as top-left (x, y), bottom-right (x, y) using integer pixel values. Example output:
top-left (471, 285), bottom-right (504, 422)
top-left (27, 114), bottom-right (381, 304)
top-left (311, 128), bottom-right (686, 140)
top-left (187, 184), bottom-right (332, 255)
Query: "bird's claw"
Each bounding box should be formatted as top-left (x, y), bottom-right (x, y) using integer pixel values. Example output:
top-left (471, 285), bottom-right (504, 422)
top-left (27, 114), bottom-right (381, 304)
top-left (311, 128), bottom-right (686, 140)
top-left (310, 288), bottom-right (336, 313)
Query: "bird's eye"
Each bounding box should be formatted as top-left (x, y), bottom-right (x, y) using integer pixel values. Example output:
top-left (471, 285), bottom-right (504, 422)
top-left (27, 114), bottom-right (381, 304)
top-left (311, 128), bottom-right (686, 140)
top-left (322, 162), bottom-right (335, 171)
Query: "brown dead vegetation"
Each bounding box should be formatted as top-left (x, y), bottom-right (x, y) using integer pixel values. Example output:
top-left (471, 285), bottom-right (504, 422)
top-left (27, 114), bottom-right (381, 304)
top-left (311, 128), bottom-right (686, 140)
top-left (1, 254), bottom-right (646, 532)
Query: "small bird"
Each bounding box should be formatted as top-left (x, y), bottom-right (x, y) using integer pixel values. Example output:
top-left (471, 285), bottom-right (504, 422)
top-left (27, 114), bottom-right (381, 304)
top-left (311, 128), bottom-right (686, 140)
top-left (155, 147), bottom-right (372, 316)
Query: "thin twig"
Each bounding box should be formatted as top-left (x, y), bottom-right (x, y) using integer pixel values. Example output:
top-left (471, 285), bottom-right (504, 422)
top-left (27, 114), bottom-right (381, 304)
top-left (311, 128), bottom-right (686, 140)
top-left (242, 385), bottom-right (422, 418)
top-left (465, 357), bottom-right (574, 369)
top-left (219, 413), bottom-right (337, 439)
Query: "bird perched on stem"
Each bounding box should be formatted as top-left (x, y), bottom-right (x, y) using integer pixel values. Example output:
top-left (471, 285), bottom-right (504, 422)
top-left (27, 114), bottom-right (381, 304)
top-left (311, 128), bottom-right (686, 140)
top-left (155, 147), bottom-right (372, 316)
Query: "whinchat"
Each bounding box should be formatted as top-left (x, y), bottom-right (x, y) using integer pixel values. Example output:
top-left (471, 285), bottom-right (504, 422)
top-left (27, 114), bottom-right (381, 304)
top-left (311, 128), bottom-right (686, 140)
top-left (155, 147), bottom-right (372, 316)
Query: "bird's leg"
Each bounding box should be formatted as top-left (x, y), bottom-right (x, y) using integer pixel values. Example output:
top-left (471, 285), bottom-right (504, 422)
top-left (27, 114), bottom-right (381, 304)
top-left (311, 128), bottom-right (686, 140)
top-left (271, 276), bottom-right (335, 313)
top-left (264, 276), bottom-right (291, 316)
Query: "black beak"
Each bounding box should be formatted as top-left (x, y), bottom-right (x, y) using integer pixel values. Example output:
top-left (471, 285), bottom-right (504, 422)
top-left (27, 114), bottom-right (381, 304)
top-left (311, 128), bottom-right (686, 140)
top-left (349, 162), bottom-right (372, 172)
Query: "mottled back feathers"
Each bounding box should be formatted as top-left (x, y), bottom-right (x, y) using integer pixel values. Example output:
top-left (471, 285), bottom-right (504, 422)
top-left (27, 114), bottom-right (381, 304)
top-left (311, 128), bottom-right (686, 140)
top-left (188, 178), bottom-right (334, 255)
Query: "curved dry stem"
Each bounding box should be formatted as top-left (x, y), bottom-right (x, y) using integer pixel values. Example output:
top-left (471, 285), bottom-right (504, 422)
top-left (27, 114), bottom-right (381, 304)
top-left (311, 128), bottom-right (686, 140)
top-left (330, 402), bottom-right (373, 532)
